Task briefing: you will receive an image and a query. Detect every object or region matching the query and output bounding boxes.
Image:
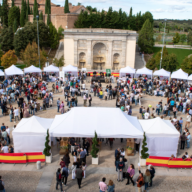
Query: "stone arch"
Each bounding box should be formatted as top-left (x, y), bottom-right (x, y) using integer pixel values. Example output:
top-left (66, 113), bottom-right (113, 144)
top-left (79, 52), bottom-right (86, 69)
top-left (93, 42), bottom-right (107, 70)
top-left (113, 53), bottom-right (120, 70)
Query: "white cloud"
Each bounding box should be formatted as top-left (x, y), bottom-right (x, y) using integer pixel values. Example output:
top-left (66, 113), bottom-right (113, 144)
top-left (151, 8), bottom-right (166, 13)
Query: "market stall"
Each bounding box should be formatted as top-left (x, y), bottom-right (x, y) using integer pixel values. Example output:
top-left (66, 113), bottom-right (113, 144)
top-left (62, 65), bottom-right (78, 80)
top-left (5, 65), bottom-right (24, 76)
top-left (171, 68), bottom-right (188, 80)
top-left (119, 66), bottom-right (136, 78)
top-left (135, 67), bottom-right (152, 79)
top-left (24, 65), bottom-right (42, 75)
top-left (0, 69), bottom-right (4, 76)
top-left (153, 68), bottom-right (170, 80)
top-left (43, 65), bottom-right (60, 81)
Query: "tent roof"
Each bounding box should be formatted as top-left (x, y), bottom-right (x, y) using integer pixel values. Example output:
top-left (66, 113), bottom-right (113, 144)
top-left (139, 117), bottom-right (180, 137)
top-left (44, 65), bottom-right (59, 72)
top-left (171, 68), bottom-right (188, 80)
top-left (5, 65), bottom-right (23, 76)
top-left (0, 69), bottom-right (4, 76)
top-left (188, 74), bottom-right (192, 81)
top-left (50, 107), bottom-right (144, 138)
top-left (120, 66), bottom-right (136, 74)
top-left (62, 65), bottom-right (78, 72)
top-left (136, 67), bottom-right (152, 75)
top-left (12, 116), bottom-right (53, 135)
top-left (24, 65), bottom-right (42, 73)
top-left (153, 68), bottom-right (170, 77)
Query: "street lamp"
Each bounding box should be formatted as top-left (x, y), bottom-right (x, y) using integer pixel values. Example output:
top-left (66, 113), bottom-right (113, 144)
top-left (160, 18), bottom-right (167, 69)
top-left (36, 15), bottom-right (40, 69)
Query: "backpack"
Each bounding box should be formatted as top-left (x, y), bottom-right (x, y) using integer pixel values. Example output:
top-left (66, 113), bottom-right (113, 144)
top-left (0, 180), bottom-right (4, 190)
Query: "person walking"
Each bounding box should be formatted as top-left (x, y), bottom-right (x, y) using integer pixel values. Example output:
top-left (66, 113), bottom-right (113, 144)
top-left (57, 98), bottom-right (60, 112)
top-left (187, 132), bottom-right (191, 148)
top-left (107, 180), bottom-right (115, 192)
top-left (83, 94), bottom-right (87, 107)
top-left (117, 157), bottom-right (125, 182)
top-left (61, 166), bottom-right (69, 186)
top-left (149, 165), bottom-right (155, 187)
top-left (136, 172), bottom-right (144, 192)
top-left (14, 107), bottom-right (19, 123)
top-left (185, 113), bottom-right (191, 128)
top-left (139, 168), bottom-right (151, 192)
top-left (63, 152), bottom-right (70, 168)
top-left (76, 165), bottom-right (84, 189)
top-left (56, 168), bottom-right (64, 192)
top-left (88, 94), bottom-right (92, 107)
top-left (99, 177), bottom-right (107, 192)
top-left (126, 164), bottom-right (135, 186)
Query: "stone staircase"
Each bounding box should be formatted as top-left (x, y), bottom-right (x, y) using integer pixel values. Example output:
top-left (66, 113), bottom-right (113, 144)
top-left (135, 45), bottom-right (145, 69)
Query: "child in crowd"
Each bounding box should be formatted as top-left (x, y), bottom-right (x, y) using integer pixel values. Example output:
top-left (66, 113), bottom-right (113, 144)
top-left (82, 162), bottom-right (86, 178)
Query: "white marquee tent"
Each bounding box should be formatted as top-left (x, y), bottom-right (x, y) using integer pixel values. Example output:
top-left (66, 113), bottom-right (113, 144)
top-left (171, 68), bottom-right (188, 80)
top-left (153, 68), bottom-right (170, 79)
top-left (188, 74), bottom-right (192, 81)
top-left (44, 65), bottom-right (59, 72)
top-left (139, 117), bottom-right (180, 157)
top-left (50, 107), bottom-right (144, 138)
top-left (62, 65), bottom-right (78, 77)
top-left (136, 67), bottom-right (152, 78)
top-left (24, 65), bottom-right (42, 74)
top-left (5, 65), bottom-right (23, 76)
top-left (0, 69), bottom-right (4, 76)
top-left (119, 66), bottom-right (136, 78)
top-left (13, 116), bottom-right (53, 152)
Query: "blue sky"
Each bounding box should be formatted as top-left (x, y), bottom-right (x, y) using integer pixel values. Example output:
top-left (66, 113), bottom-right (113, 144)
top-left (52, 0), bottom-right (191, 20)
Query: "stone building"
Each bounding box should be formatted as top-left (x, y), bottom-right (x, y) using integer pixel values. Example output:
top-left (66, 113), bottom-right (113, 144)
top-left (64, 28), bottom-right (137, 70)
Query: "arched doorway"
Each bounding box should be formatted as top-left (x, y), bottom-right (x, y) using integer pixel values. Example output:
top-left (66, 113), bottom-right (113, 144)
top-left (93, 43), bottom-right (106, 70)
top-left (113, 53), bottom-right (120, 70)
top-left (79, 52), bottom-right (86, 69)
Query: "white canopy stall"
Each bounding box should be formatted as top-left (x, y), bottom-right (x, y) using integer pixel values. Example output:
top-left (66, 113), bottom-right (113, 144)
top-left (171, 68), bottom-right (188, 80)
top-left (139, 117), bottom-right (180, 157)
top-left (24, 65), bottom-right (42, 75)
top-left (50, 107), bottom-right (144, 138)
top-left (44, 65), bottom-right (60, 81)
top-left (153, 68), bottom-right (170, 80)
top-left (62, 65), bottom-right (78, 79)
top-left (0, 69), bottom-right (4, 76)
top-left (188, 74), bottom-right (192, 84)
top-left (119, 66), bottom-right (136, 78)
top-left (136, 67), bottom-right (152, 79)
top-left (12, 116), bottom-right (53, 153)
top-left (5, 65), bottom-right (23, 76)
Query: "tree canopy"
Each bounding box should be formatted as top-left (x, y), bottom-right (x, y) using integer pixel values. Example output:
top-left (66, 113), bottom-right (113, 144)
top-left (1, 50), bottom-right (17, 68)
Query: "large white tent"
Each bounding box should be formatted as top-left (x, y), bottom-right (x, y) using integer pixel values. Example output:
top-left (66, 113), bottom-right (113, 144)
top-left (0, 69), bottom-right (4, 76)
top-left (5, 65), bottom-right (23, 76)
top-left (44, 65), bottom-right (59, 72)
top-left (119, 66), bottom-right (136, 78)
top-left (171, 68), bottom-right (188, 80)
top-left (13, 116), bottom-right (53, 152)
top-left (50, 107), bottom-right (144, 138)
top-left (153, 68), bottom-right (170, 79)
top-left (136, 67), bottom-right (152, 78)
top-left (62, 65), bottom-right (78, 77)
top-left (24, 65), bottom-right (42, 74)
top-left (139, 117), bottom-right (180, 157)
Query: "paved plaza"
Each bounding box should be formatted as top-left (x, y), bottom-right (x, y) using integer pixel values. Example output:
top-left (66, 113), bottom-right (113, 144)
top-left (1, 80), bottom-right (192, 192)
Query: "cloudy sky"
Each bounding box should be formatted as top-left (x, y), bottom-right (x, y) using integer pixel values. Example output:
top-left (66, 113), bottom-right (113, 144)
top-left (52, 0), bottom-right (191, 19)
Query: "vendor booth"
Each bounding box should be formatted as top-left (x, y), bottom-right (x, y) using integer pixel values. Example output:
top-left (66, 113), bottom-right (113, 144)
top-left (5, 65), bottom-right (23, 76)
top-left (43, 65), bottom-right (60, 81)
top-left (81, 68), bottom-right (87, 72)
top-left (135, 67), bottom-right (152, 79)
top-left (13, 116), bottom-right (53, 153)
top-left (62, 65), bottom-right (78, 80)
top-left (171, 68), bottom-right (188, 80)
top-left (0, 69), bottom-right (4, 76)
top-left (139, 117), bottom-right (180, 157)
top-left (119, 66), bottom-right (136, 78)
top-left (24, 65), bottom-right (42, 75)
top-left (153, 68), bottom-right (170, 80)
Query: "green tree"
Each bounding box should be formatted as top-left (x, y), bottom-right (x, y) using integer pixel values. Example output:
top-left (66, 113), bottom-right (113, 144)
top-left (141, 132), bottom-right (149, 159)
top-left (39, 11), bottom-right (43, 20)
top-left (159, 22), bottom-right (163, 32)
top-left (27, 0), bottom-right (30, 14)
top-left (90, 131), bottom-right (99, 158)
top-left (0, 45), bottom-right (4, 66)
top-left (1, 50), bottom-right (17, 68)
top-left (8, 6), bottom-right (20, 28)
top-left (30, 7), bottom-right (33, 15)
top-left (11, 0), bottom-right (14, 7)
top-left (173, 32), bottom-right (180, 44)
top-left (143, 11), bottom-right (153, 25)
top-left (138, 19), bottom-right (154, 53)
top-left (47, 11), bottom-right (50, 26)
top-left (33, 0), bottom-right (38, 20)
top-left (58, 25), bottom-right (64, 39)
top-left (2, 0), bottom-right (9, 26)
top-left (181, 55), bottom-right (192, 74)
top-left (52, 56), bottom-right (64, 67)
top-left (162, 53), bottom-right (178, 72)
top-left (180, 34), bottom-right (187, 44)
top-left (43, 130), bottom-right (51, 156)
top-left (146, 57), bottom-right (156, 70)
top-left (49, 22), bottom-right (59, 49)
top-left (0, 26), bottom-right (14, 52)
top-left (188, 31), bottom-right (192, 46)
top-left (64, 0), bottom-right (70, 13)
top-left (20, 0), bottom-right (25, 26)
top-left (13, 18), bottom-right (18, 33)
top-left (45, 0), bottom-right (48, 14)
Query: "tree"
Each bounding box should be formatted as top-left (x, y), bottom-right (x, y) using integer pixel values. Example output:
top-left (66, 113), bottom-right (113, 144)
top-left (138, 19), bottom-right (154, 53)
top-left (20, 0), bottom-right (25, 27)
top-left (45, 0), bottom-right (51, 14)
top-left (22, 42), bottom-right (46, 67)
top-left (30, 7), bottom-right (33, 15)
top-left (33, 0), bottom-right (38, 20)
top-left (159, 22), bottom-right (163, 32)
top-left (90, 131), bottom-right (99, 158)
top-left (27, 0), bottom-right (30, 14)
top-left (0, 45), bottom-right (4, 66)
top-left (47, 11), bottom-right (50, 25)
top-left (13, 18), bottom-right (18, 32)
top-left (8, 6), bottom-right (20, 28)
top-left (146, 57), bottom-right (156, 70)
top-left (156, 34), bottom-right (162, 42)
top-left (52, 56), bottom-right (64, 67)
top-left (143, 11), bottom-right (153, 25)
top-left (1, 0), bottom-right (9, 26)
top-left (187, 31), bottom-right (192, 46)
top-left (141, 132), bottom-right (149, 159)
top-left (180, 34), bottom-right (187, 44)
top-left (11, 0), bottom-right (14, 7)
top-left (39, 11), bottom-right (43, 20)
top-left (1, 50), bottom-right (17, 68)
top-left (154, 46), bottom-right (168, 68)
top-left (173, 32), bottom-right (180, 44)
top-left (64, 0), bottom-right (70, 13)
top-left (0, 26), bottom-right (14, 52)
top-left (43, 130), bottom-right (51, 156)
top-left (49, 22), bottom-right (59, 49)
top-left (58, 25), bottom-right (64, 39)
top-left (181, 55), bottom-right (192, 74)
top-left (162, 53), bottom-right (178, 72)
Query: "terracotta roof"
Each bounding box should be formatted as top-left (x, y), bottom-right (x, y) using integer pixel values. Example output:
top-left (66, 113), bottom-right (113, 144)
top-left (38, 0), bottom-right (56, 6)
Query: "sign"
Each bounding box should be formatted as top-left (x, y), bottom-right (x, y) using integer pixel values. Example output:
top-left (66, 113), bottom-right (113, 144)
top-left (106, 69), bottom-right (111, 74)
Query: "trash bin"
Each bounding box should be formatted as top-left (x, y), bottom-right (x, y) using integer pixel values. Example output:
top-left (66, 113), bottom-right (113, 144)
top-left (36, 161), bottom-right (41, 169)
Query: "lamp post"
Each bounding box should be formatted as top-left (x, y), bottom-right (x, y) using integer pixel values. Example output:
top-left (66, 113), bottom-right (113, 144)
top-left (160, 18), bottom-right (167, 69)
top-left (36, 15), bottom-right (40, 69)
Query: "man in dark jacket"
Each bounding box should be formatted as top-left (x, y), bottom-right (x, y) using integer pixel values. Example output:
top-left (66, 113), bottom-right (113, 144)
top-left (76, 166), bottom-right (84, 189)
top-left (61, 166), bottom-right (69, 186)
top-left (117, 158), bottom-right (125, 181)
top-left (56, 168), bottom-right (63, 191)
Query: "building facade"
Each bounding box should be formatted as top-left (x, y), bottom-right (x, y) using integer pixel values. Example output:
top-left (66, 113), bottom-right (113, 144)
top-left (64, 28), bottom-right (137, 70)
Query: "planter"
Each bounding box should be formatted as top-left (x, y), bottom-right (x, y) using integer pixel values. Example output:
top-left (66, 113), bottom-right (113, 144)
top-left (59, 148), bottom-right (68, 155)
top-left (45, 155), bottom-right (52, 163)
top-left (139, 157), bottom-right (146, 167)
top-left (126, 149), bottom-right (133, 155)
top-left (92, 156), bottom-right (99, 165)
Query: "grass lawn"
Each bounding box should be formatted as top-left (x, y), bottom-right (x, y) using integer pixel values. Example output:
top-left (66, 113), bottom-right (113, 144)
top-left (152, 47), bottom-right (192, 67)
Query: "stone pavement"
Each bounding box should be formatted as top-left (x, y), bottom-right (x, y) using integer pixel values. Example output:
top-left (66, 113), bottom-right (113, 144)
top-left (1, 82), bottom-right (192, 191)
